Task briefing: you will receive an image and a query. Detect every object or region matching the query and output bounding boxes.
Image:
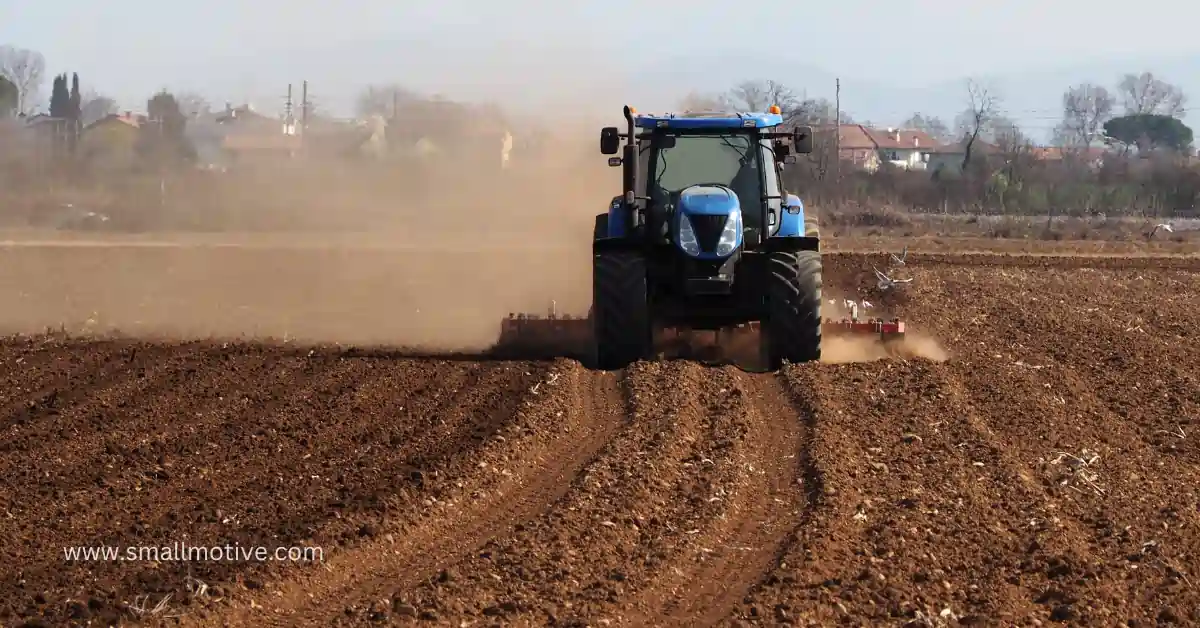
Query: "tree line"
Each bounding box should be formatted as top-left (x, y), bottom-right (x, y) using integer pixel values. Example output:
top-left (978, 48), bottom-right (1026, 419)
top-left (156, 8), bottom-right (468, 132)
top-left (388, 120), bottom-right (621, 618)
top-left (687, 73), bottom-right (1197, 217)
top-left (1, 45), bottom-right (198, 173)
top-left (5, 39), bottom-right (1199, 216)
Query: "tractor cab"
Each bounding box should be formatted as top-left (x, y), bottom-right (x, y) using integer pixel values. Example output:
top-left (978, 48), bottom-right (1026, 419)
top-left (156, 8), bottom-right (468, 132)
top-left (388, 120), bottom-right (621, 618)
top-left (634, 125), bottom-right (781, 245)
top-left (599, 107), bottom-right (811, 249)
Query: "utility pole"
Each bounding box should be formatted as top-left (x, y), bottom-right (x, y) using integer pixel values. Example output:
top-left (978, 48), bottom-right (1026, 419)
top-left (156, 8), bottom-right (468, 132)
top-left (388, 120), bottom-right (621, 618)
top-left (284, 83), bottom-right (293, 125)
top-left (156, 115), bottom-right (166, 210)
top-left (297, 79), bottom-right (312, 153)
top-left (834, 77), bottom-right (841, 183)
top-left (301, 81), bottom-right (309, 130)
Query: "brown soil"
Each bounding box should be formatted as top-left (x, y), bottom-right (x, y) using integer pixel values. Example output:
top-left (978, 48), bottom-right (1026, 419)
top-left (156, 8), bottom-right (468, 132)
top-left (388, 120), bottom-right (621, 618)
top-left (1, 241), bottom-right (1198, 626)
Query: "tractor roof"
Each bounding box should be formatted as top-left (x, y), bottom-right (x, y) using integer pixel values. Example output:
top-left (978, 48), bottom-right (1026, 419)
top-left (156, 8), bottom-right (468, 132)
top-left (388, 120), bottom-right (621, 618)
top-left (633, 111), bottom-right (784, 130)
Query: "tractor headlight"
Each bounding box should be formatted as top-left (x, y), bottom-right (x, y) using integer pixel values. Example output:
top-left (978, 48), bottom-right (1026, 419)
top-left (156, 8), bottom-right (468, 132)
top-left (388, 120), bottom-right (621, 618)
top-left (715, 211), bottom-right (741, 256)
top-left (678, 213), bottom-right (700, 256)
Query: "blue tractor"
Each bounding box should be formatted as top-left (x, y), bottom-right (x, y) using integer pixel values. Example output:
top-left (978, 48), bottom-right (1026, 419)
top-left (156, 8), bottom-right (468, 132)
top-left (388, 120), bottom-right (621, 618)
top-left (592, 105), bottom-right (822, 370)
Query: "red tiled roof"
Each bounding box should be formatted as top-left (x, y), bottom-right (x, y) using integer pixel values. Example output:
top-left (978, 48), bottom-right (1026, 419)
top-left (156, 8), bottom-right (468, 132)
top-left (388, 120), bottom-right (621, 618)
top-left (837, 124), bottom-right (876, 150)
top-left (862, 127), bottom-right (940, 150)
top-left (836, 124), bottom-right (947, 151)
top-left (84, 112), bottom-right (143, 131)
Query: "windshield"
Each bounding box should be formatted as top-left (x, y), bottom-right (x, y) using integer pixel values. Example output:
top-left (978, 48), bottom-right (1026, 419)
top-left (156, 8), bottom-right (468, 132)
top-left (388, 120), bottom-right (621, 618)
top-left (644, 133), bottom-right (762, 211)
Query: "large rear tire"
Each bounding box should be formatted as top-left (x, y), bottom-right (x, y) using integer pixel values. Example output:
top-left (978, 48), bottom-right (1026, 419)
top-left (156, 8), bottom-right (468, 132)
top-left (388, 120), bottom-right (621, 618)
top-left (804, 210), bottom-right (820, 237)
top-left (593, 251), bottom-right (653, 370)
top-left (762, 250), bottom-right (822, 369)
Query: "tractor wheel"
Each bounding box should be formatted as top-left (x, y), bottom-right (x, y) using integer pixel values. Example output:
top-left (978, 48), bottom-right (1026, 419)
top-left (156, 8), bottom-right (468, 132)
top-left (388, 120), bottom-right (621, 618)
top-left (804, 212), bottom-right (820, 237)
top-left (593, 251), bottom-right (653, 370)
top-left (762, 250), bottom-right (822, 369)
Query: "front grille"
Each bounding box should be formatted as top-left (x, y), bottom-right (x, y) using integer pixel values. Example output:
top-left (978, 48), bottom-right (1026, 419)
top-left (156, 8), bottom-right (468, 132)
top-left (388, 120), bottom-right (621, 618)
top-left (688, 214), bottom-right (727, 252)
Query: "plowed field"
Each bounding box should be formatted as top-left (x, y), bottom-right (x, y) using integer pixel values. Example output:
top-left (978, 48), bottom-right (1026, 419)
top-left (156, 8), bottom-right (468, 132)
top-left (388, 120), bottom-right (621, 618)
top-left (1, 242), bottom-right (1199, 626)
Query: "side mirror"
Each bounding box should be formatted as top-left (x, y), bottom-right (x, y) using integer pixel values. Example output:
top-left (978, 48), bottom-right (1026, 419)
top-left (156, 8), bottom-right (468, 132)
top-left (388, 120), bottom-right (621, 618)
top-left (600, 127), bottom-right (620, 155)
top-left (793, 125), bottom-right (814, 154)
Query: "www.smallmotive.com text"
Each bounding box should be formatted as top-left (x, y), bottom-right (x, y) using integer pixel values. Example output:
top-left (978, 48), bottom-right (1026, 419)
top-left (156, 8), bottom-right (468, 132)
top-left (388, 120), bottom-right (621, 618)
top-left (63, 542), bottom-right (324, 562)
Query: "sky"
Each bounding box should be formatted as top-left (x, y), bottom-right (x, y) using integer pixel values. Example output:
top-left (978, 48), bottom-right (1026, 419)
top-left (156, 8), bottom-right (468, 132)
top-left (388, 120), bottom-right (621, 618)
top-left (4, 0), bottom-right (1200, 123)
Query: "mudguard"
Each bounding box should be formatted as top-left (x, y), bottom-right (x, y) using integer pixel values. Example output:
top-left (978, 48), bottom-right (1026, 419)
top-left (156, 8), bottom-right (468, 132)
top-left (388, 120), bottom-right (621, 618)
top-left (774, 194), bottom-right (805, 238)
top-left (605, 196), bottom-right (627, 238)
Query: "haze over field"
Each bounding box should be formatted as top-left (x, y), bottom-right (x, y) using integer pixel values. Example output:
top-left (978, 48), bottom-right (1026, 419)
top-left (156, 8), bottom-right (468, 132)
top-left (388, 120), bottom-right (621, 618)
top-left (5, 0), bottom-right (1200, 137)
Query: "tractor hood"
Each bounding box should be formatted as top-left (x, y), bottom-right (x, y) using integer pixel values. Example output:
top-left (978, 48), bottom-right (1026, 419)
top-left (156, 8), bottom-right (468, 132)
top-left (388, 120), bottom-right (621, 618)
top-left (674, 185), bottom-right (742, 258)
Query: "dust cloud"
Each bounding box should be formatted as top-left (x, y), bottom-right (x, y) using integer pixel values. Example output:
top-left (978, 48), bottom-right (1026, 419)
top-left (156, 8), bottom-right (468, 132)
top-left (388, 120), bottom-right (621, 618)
top-left (0, 107), bottom-right (621, 352)
top-left (820, 333), bottom-right (949, 364)
top-left (816, 290), bottom-right (949, 364)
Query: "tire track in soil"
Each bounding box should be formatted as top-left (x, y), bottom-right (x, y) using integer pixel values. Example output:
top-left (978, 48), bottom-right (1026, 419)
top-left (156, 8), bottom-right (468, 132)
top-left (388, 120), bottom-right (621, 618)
top-left (190, 359), bottom-right (616, 628)
top-left (390, 361), bottom-right (772, 626)
top-left (734, 362), bottom-right (1053, 625)
top-left (398, 360), bottom-right (712, 625)
top-left (621, 368), bottom-right (805, 626)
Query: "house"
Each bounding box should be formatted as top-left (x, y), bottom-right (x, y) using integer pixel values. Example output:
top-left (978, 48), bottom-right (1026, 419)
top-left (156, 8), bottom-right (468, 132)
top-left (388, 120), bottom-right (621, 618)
top-left (862, 127), bottom-right (940, 170)
top-left (20, 113), bottom-right (71, 142)
top-left (837, 124), bottom-right (882, 173)
top-left (183, 103), bottom-right (299, 166)
top-left (78, 112), bottom-right (143, 169)
top-left (835, 124), bottom-right (942, 172)
top-left (926, 139), bottom-right (1002, 176)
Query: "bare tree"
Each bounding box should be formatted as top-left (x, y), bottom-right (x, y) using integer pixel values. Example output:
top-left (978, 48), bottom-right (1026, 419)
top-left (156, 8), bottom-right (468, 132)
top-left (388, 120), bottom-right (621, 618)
top-left (1117, 71), bottom-right (1186, 117)
top-left (992, 116), bottom-right (1035, 167)
top-left (683, 83), bottom-right (840, 127)
top-left (174, 91), bottom-right (211, 118)
top-left (79, 91), bottom-right (117, 126)
top-left (725, 79), bottom-right (827, 125)
top-left (953, 79), bottom-right (999, 172)
top-left (678, 91), bottom-right (731, 112)
top-left (728, 80), bottom-right (793, 111)
top-left (356, 84), bottom-right (419, 119)
top-left (0, 45), bottom-right (46, 114)
top-left (0, 76), bottom-right (16, 117)
top-left (791, 98), bottom-right (840, 126)
top-left (902, 113), bottom-right (950, 142)
top-left (1053, 83), bottom-right (1115, 149)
